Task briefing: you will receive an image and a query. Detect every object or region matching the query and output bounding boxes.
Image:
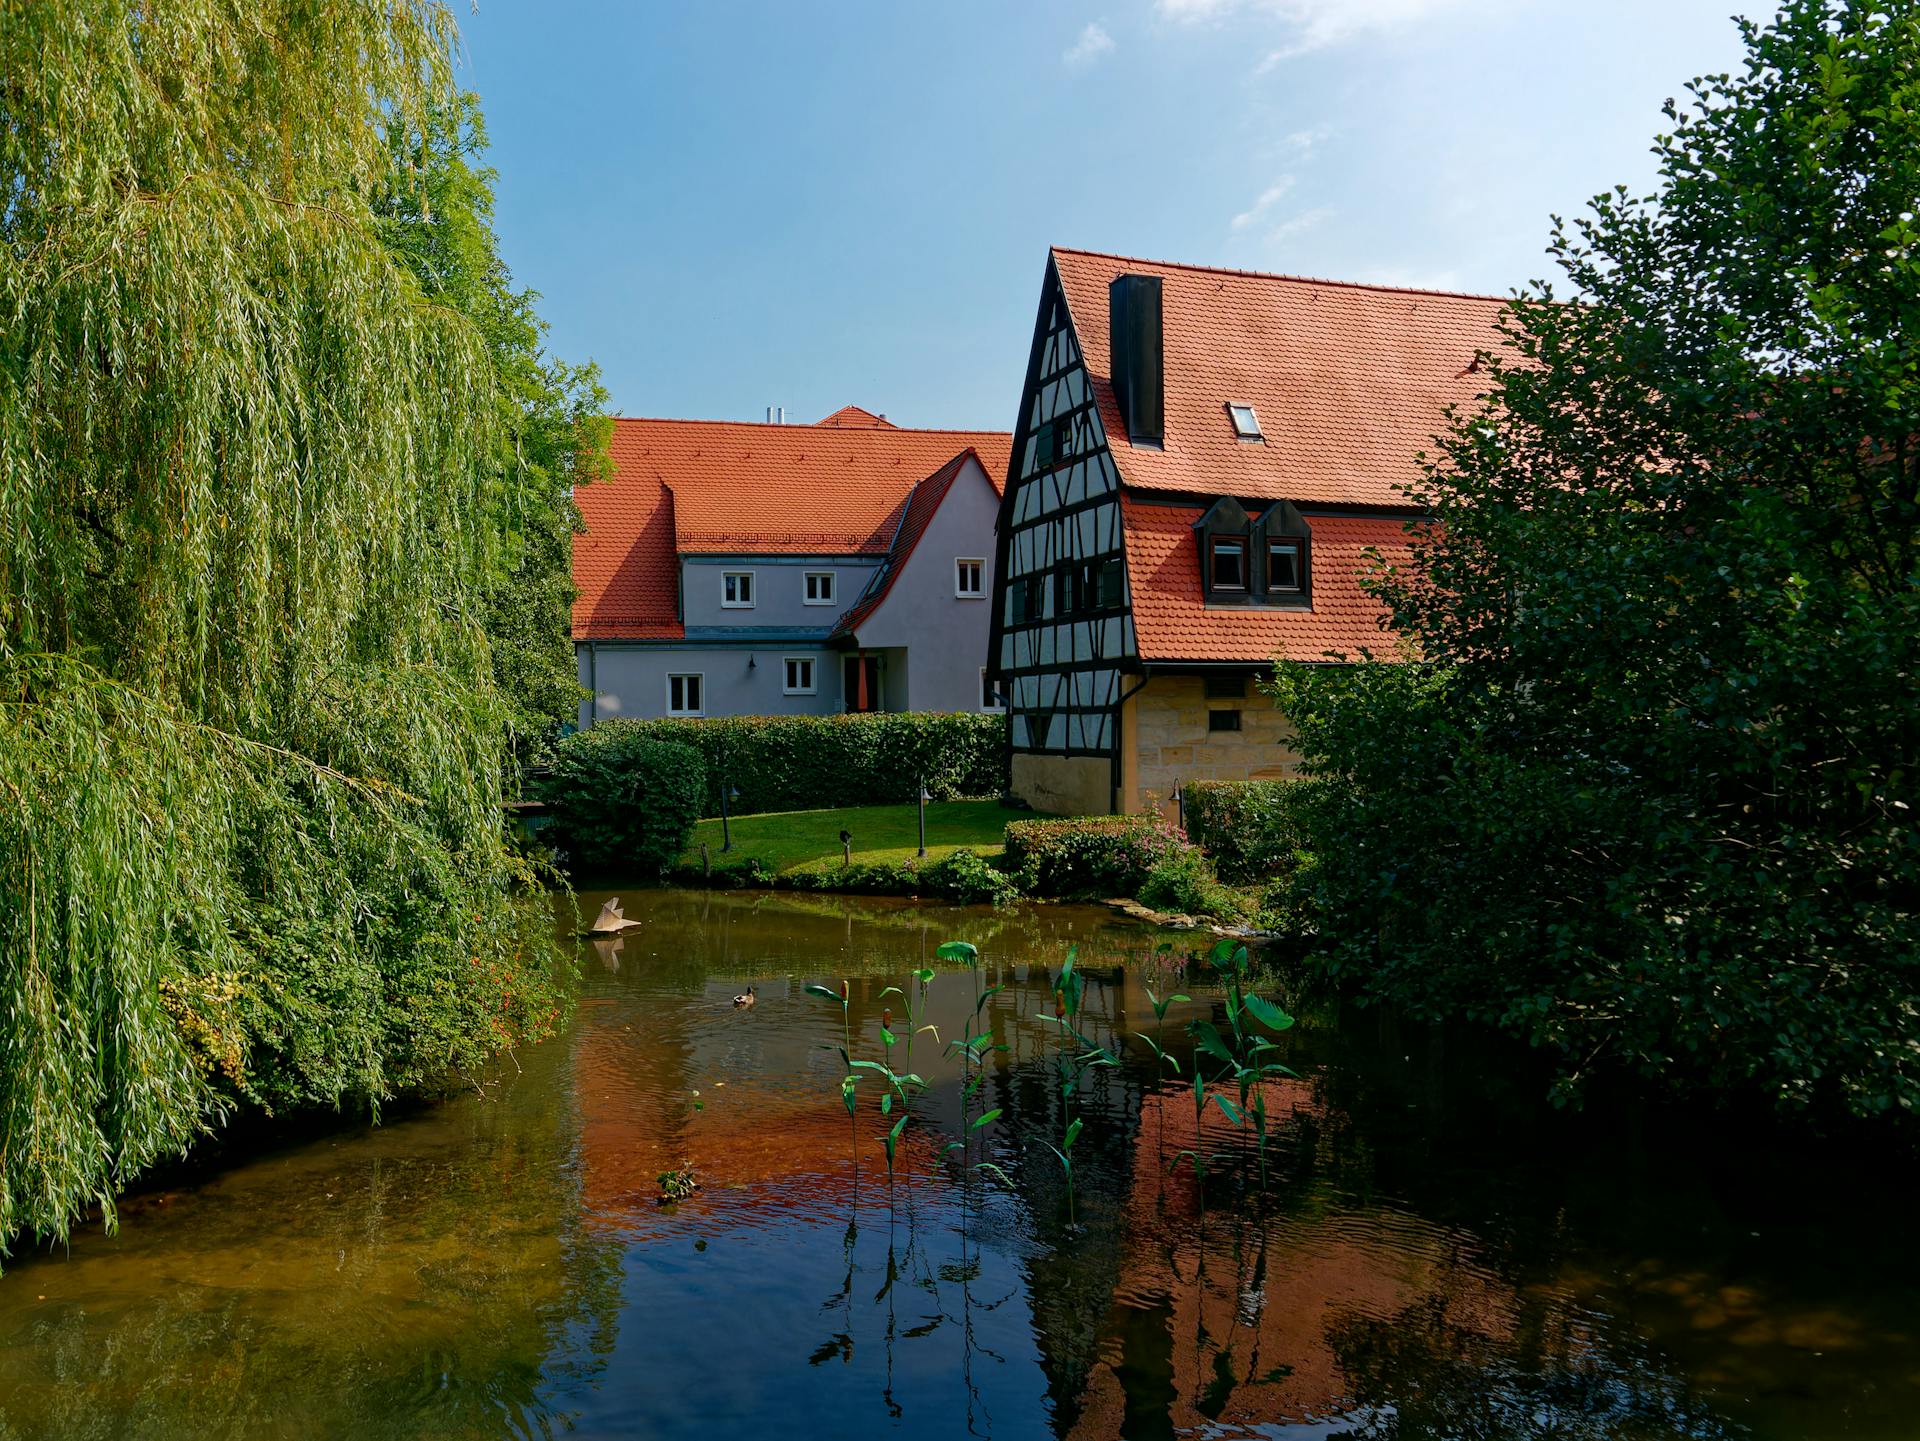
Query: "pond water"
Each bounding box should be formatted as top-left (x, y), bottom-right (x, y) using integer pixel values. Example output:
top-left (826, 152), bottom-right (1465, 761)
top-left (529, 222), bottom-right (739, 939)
top-left (0, 889), bottom-right (1916, 1439)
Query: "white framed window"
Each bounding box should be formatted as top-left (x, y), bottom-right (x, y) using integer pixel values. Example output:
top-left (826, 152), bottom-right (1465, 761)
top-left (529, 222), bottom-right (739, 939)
top-left (955, 558), bottom-right (985, 598)
top-left (783, 656), bottom-right (816, 695)
top-left (980, 668), bottom-right (1004, 711)
top-left (721, 571), bottom-right (755, 608)
top-left (667, 673), bottom-right (704, 716)
top-left (803, 571), bottom-right (836, 605)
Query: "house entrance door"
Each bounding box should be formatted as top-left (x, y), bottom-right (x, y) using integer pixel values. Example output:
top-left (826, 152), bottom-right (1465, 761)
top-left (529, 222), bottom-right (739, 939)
top-left (843, 655), bottom-right (882, 712)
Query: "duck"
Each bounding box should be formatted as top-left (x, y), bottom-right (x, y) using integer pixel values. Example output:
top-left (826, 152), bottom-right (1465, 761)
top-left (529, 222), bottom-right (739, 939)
top-left (732, 986), bottom-right (757, 1007)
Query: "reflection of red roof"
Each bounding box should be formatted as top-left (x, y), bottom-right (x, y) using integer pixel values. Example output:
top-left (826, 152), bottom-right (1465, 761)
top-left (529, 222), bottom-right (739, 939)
top-left (1052, 247), bottom-right (1510, 508)
top-left (572, 416), bottom-right (1011, 640)
top-left (816, 404), bottom-right (896, 429)
top-left (1121, 499), bottom-right (1414, 662)
top-left (830, 450), bottom-right (982, 643)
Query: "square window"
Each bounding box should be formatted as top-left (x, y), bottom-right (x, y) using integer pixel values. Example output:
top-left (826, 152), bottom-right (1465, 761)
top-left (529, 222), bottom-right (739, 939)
top-left (722, 571), bottom-right (755, 608)
top-left (803, 571), bottom-right (836, 605)
top-left (783, 657), bottom-right (816, 695)
top-left (955, 558), bottom-right (985, 598)
top-left (1267, 541), bottom-right (1303, 593)
top-left (980, 669), bottom-right (1004, 711)
top-left (1208, 537), bottom-right (1247, 592)
top-left (667, 673), bottom-right (704, 716)
top-left (1207, 708), bottom-right (1242, 733)
top-left (1227, 403), bottom-right (1262, 440)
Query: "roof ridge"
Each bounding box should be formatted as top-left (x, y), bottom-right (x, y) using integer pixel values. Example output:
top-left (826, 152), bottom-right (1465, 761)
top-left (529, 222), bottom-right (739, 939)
top-left (608, 414), bottom-right (1008, 438)
top-left (1050, 245), bottom-right (1515, 305)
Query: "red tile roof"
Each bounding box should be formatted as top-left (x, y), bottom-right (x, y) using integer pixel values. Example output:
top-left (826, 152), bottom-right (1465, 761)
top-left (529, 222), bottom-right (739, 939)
top-left (572, 417), bottom-right (1010, 640)
top-left (830, 449), bottom-right (982, 643)
top-left (1051, 247), bottom-right (1511, 508)
top-left (1121, 498), bottom-right (1414, 662)
top-left (573, 425), bottom-right (684, 641)
top-left (816, 404), bottom-right (897, 428)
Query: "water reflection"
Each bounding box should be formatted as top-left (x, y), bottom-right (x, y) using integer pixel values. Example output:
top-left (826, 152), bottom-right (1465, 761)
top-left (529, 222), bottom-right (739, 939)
top-left (0, 887), bottom-right (1914, 1439)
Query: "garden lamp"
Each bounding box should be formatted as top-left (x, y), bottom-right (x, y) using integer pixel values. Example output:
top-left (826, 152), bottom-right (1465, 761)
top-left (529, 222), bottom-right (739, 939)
top-left (916, 780), bottom-right (930, 857)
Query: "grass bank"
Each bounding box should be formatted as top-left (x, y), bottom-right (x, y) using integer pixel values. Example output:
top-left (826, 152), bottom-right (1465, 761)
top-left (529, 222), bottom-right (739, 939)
top-left (676, 800), bottom-right (1026, 877)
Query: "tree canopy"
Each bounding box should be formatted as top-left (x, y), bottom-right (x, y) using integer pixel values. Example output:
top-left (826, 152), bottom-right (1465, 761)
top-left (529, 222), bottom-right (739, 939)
top-left (1273, 0), bottom-right (1920, 1116)
top-left (0, 1), bottom-right (574, 1254)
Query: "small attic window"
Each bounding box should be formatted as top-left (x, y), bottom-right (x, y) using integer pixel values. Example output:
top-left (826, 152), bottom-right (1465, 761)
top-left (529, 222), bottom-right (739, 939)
top-left (1227, 403), bottom-right (1262, 440)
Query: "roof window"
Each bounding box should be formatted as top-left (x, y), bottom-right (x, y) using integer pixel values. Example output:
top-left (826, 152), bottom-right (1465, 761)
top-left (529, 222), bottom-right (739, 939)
top-left (1227, 403), bottom-right (1262, 440)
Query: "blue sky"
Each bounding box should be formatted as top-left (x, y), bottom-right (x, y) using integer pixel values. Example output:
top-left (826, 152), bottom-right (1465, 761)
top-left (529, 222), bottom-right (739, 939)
top-left (457, 1), bottom-right (1756, 431)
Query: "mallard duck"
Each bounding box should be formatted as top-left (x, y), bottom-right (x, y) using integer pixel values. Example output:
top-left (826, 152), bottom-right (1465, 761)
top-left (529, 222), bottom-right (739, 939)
top-left (732, 986), bottom-right (757, 1007)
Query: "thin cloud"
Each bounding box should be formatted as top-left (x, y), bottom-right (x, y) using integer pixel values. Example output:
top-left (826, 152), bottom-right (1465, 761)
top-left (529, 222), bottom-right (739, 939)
top-left (1064, 22), bottom-right (1116, 68)
top-left (1265, 205), bottom-right (1332, 245)
top-left (1232, 176), bottom-right (1296, 229)
top-left (1156, 0), bottom-right (1494, 61)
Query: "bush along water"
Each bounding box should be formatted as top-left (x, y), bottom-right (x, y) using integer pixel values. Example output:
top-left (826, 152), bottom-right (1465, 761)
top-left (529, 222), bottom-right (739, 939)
top-left (538, 729), bottom-right (705, 874)
top-left (1004, 815), bottom-right (1189, 898)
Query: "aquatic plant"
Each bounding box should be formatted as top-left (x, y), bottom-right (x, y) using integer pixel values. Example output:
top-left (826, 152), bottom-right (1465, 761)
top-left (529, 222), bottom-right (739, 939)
top-left (805, 980), bottom-right (862, 1183)
top-left (1132, 965), bottom-right (1191, 1162)
top-left (938, 941), bottom-right (1007, 1183)
top-left (656, 1164), bottom-right (699, 1204)
top-left (1035, 945), bottom-right (1121, 1223)
top-left (1186, 939), bottom-right (1296, 1189)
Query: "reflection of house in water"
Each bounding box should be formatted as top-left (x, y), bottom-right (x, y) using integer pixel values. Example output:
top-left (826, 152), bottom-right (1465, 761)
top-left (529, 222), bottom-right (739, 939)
top-left (1062, 1079), bottom-right (1525, 1436)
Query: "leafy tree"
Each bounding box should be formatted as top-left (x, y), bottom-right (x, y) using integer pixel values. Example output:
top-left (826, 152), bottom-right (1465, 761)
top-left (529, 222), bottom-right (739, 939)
top-left (373, 96), bottom-right (611, 765)
top-left (0, 0), bottom-right (571, 1255)
top-left (1273, 0), bottom-right (1920, 1116)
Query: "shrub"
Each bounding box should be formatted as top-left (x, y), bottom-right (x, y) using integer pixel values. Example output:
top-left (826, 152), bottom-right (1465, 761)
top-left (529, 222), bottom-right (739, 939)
top-left (1137, 849), bottom-right (1249, 922)
top-left (922, 848), bottom-right (1023, 906)
top-left (539, 728), bottom-right (706, 874)
top-left (1004, 814), bottom-right (1189, 898)
top-left (1183, 779), bottom-right (1311, 885)
top-left (785, 848), bottom-right (1022, 906)
top-left (583, 711), bottom-right (1005, 817)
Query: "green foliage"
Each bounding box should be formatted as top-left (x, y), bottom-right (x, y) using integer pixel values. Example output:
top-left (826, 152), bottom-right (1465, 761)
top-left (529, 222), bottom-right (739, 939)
top-left (540, 728), bottom-right (706, 875)
top-left (0, 1), bottom-right (570, 1257)
top-left (1274, 1), bottom-right (1920, 1116)
top-left (781, 848), bottom-right (1021, 905)
top-left (372, 94), bottom-right (611, 769)
top-left (1004, 814), bottom-right (1189, 898)
top-left (1137, 849), bottom-right (1249, 922)
top-left (1183, 780), bottom-right (1312, 886)
top-left (592, 711), bottom-right (1005, 816)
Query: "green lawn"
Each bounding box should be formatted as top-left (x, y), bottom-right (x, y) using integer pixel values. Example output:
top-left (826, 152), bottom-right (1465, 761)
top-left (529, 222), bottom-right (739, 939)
top-left (679, 800), bottom-right (1026, 875)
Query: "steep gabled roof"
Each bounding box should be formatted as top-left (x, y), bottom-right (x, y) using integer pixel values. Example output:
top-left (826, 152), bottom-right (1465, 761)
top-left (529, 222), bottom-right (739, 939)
top-left (816, 404), bottom-right (897, 429)
top-left (830, 449), bottom-right (983, 643)
top-left (1120, 499), bottom-right (1414, 663)
top-left (572, 425), bottom-right (684, 642)
top-left (1050, 247), bottom-right (1511, 508)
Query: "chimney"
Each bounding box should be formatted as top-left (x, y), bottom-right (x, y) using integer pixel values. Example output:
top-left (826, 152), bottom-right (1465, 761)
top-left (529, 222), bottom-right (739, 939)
top-left (1109, 274), bottom-right (1163, 444)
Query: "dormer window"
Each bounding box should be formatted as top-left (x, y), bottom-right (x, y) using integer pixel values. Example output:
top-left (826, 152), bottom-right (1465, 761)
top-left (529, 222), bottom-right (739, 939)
top-left (1196, 495), bottom-right (1311, 606)
top-left (1266, 539), bottom-right (1303, 593)
top-left (1227, 403), bottom-right (1262, 440)
top-left (1208, 537), bottom-right (1247, 592)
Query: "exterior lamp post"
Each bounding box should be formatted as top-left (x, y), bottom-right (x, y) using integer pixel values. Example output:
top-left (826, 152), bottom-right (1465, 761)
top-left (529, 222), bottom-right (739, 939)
top-left (721, 782), bottom-right (740, 852)
top-left (1171, 782), bottom-right (1185, 836)
top-left (916, 779), bottom-right (930, 858)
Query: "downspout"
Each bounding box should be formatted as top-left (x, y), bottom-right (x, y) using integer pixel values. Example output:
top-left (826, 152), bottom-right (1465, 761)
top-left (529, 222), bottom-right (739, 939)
top-left (1111, 666), bottom-right (1154, 815)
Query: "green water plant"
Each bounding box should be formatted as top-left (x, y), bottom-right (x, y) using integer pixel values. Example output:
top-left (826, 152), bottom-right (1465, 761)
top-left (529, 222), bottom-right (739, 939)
top-left (938, 941), bottom-right (1008, 1183)
top-left (1034, 945), bottom-right (1121, 1223)
top-left (656, 1164), bottom-right (699, 1204)
top-left (1186, 939), bottom-right (1296, 1189)
top-left (805, 979), bottom-right (862, 1182)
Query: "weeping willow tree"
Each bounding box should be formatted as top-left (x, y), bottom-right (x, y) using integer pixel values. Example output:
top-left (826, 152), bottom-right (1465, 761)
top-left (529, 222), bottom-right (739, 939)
top-left (0, 1), bottom-right (573, 1255)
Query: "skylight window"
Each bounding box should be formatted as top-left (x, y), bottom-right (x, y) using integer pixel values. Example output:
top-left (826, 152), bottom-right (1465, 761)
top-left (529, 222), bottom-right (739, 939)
top-left (1227, 403), bottom-right (1262, 440)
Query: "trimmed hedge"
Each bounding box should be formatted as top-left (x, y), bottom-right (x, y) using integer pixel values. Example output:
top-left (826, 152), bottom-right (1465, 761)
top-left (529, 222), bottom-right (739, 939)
top-left (539, 728), bottom-right (706, 874)
top-left (586, 712), bottom-right (1005, 817)
top-left (1004, 814), bottom-right (1189, 898)
top-left (1183, 779), bottom-right (1310, 885)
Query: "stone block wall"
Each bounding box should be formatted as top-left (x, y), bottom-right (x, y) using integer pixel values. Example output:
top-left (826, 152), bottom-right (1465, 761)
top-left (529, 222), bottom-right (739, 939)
top-left (1123, 675), bottom-right (1301, 814)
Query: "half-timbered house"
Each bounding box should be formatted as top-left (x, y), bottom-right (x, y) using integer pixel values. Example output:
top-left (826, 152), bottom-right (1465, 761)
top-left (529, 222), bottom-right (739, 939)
top-left (989, 248), bottom-right (1511, 815)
